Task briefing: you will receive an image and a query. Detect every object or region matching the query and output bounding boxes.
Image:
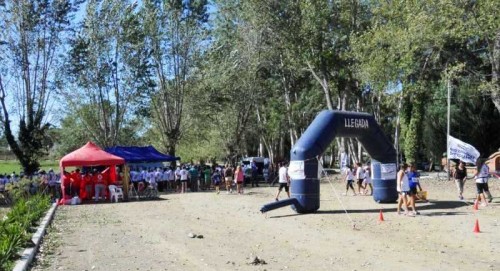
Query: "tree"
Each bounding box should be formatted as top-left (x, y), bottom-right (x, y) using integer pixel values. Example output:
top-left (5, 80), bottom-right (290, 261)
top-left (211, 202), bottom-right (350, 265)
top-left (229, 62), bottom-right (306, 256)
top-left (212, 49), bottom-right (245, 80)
top-left (142, 0), bottom-right (209, 156)
top-left (62, 0), bottom-right (152, 147)
top-left (0, 0), bottom-right (79, 174)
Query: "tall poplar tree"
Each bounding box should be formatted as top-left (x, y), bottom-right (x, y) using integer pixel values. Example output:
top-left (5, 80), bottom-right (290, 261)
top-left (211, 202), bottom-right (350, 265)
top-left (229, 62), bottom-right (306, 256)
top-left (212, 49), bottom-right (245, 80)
top-left (0, 0), bottom-right (79, 174)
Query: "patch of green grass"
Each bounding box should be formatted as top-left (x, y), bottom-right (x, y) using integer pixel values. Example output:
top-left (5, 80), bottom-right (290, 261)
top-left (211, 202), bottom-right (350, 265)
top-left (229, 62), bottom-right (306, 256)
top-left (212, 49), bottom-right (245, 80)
top-left (0, 160), bottom-right (59, 175)
top-left (0, 208), bottom-right (9, 219)
top-left (0, 194), bottom-right (51, 270)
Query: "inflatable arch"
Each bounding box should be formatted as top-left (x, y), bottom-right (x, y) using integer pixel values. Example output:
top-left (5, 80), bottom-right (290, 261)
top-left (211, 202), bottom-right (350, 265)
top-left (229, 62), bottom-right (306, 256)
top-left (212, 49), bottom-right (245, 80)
top-left (261, 110), bottom-right (398, 214)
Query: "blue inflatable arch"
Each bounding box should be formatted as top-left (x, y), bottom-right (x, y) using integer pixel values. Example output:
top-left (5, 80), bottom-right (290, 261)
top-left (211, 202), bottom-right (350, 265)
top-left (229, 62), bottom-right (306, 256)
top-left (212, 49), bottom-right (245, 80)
top-left (261, 110), bottom-right (398, 214)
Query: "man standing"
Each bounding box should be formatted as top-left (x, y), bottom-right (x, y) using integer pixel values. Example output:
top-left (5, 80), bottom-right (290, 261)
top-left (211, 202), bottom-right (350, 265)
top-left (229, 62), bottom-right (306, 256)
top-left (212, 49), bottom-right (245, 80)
top-left (189, 165), bottom-right (199, 192)
top-left (203, 166), bottom-right (211, 190)
top-left (224, 164), bottom-right (234, 194)
top-left (156, 168), bottom-right (164, 192)
top-left (244, 164), bottom-right (252, 187)
top-left (70, 169), bottom-right (82, 197)
top-left (94, 171), bottom-right (107, 202)
top-left (275, 162), bottom-right (290, 201)
top-left (251, 161), bottom-right (259, 187)
top-left (179, 166), bottom-right (189, 193)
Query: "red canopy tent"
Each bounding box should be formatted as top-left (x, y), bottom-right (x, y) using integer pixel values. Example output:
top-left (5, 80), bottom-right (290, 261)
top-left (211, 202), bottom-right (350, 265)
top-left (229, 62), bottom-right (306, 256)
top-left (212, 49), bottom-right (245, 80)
top-left (59, 142), bottom-right (125, 203)
top-left (60, 141), bottom-right (125, 168)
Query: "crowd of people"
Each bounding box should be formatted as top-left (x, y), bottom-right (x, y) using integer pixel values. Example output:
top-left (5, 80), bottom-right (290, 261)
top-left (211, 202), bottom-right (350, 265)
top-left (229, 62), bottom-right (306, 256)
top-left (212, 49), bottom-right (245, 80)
top-left (2, 157), bottom-right (494, 209)
top-left (342, 162), bottom-right (373, 196)
top-left (128, 161), bottom-right (277, 196)
top-left (340, 157), bottom-right (495, 216)
top-left (0, 169), bottom-right (60, 199)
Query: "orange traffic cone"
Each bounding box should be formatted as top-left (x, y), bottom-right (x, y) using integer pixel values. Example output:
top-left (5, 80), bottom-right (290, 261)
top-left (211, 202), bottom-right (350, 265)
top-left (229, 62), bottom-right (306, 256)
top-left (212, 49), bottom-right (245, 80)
top-left (473, 201), bottom-right (479, 211)
top-left (473, 219), bottom-right (480, 233)
top-left (378, 209), bottom-right (384, 222)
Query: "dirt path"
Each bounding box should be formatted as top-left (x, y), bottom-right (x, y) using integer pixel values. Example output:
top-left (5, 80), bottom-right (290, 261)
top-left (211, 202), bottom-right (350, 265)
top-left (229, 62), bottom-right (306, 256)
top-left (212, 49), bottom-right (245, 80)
top-left (32, 177), bottom-right (500, 271)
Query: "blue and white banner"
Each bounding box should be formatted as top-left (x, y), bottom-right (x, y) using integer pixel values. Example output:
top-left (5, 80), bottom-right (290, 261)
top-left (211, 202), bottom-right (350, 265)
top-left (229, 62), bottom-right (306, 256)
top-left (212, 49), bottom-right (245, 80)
top-left (447, 135), bottom-right (480, 164)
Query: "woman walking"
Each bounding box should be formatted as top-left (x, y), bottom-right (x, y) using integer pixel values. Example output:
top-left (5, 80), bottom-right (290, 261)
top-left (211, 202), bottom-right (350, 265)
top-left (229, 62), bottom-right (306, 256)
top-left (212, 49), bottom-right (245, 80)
top-left (342, 165), bottom-right (356, 196)
top-left (396, 163), bottom-right (414, 216)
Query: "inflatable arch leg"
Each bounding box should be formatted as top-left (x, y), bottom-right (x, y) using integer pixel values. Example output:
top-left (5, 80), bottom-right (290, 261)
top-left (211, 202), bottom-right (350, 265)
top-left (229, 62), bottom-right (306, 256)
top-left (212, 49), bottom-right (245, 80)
top-left (261, 110), bottom-right (398, 214)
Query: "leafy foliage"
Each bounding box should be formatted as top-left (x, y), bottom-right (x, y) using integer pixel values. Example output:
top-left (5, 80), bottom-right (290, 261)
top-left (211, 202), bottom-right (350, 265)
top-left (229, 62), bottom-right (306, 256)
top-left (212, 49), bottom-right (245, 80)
top-left (0, 193), bottom-right (51, 270)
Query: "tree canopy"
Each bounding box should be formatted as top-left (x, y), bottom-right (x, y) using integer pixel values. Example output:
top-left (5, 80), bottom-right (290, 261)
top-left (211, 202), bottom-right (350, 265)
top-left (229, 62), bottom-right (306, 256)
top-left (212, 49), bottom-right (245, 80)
top-left (1, 0), bottom-right (499, 170)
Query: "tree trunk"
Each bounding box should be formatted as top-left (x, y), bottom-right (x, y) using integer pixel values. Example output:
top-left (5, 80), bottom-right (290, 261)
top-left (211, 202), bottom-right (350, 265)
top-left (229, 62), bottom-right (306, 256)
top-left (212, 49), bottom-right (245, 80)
top-left (490, 30), bottom-right (500, 112)
top-left (394, 91), bottom-right (404, 164)
top-left (307, 61), bottom-right (333, 110)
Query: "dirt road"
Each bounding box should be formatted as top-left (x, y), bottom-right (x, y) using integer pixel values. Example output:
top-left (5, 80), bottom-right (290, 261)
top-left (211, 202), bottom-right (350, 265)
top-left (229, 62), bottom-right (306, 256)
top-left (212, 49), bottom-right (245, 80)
top-left (32, 177), bottom-right (500, 271)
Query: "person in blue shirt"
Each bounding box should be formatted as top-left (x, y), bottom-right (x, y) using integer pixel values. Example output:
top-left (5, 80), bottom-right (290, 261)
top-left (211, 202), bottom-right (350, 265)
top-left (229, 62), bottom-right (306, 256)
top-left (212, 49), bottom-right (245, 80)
top-left (407, 164), bottom-right (420, 215)
top-left (211, 169), bottom-right (222, 194)
top-left (251, 161), bottom-right (259, 187)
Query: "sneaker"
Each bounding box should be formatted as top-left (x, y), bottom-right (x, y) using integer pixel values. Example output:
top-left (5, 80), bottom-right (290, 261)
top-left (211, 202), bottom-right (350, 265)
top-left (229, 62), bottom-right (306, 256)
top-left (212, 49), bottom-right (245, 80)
top-left (275, 198), bottom-right (279, 202)
top-left (459, 195), bottom-right (464, 200)
top-left (226, 191), bottom-right (229, 194)
top-left (488, 197), bottom-right (493, 203)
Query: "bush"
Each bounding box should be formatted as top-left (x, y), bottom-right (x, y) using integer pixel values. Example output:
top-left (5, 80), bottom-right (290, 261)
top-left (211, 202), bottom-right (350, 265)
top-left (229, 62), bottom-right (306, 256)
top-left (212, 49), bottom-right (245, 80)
top-left (0, 194), bottom-right (51, 270)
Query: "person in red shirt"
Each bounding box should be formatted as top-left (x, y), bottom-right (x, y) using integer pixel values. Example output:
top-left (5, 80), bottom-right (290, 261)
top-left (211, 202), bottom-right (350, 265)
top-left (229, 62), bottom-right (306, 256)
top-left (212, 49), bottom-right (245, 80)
top-left (82, 172), bottom-right (93, 200)
top-left (94, 170), bottom-right (107, 202)
top-left (70, 169), bottom-right (82, 197)
top-left (61, 171), bottom-right (71, 199)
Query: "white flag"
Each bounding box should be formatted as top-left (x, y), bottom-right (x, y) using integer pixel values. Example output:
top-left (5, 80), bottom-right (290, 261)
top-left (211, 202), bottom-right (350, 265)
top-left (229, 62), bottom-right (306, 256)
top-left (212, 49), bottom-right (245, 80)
top-left (447, 135), bottom-right (480, 164)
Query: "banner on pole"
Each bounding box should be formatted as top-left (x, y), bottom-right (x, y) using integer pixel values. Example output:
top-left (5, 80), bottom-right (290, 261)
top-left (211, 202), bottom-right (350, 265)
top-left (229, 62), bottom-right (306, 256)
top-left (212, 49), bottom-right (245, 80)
top-left (447, 135), bottom-right (480, 164)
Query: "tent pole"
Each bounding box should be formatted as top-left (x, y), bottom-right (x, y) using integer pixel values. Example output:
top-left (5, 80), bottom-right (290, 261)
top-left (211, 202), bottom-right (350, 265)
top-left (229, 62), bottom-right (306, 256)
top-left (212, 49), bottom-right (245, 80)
top-left (123, 165), bottom-right (130, 201)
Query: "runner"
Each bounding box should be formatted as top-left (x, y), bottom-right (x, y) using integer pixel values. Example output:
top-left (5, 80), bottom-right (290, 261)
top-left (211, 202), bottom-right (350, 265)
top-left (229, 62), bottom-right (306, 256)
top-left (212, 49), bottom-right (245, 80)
top-left (274, 162), bottom-right (290, 201)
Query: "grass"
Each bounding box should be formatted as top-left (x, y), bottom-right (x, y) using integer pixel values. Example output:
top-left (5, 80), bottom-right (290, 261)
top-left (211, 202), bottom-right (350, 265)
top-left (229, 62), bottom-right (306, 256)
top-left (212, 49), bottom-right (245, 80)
top-left (0, 194), bottom-right (51, 270)
top-left (0, 160), bottom-right (59, 175)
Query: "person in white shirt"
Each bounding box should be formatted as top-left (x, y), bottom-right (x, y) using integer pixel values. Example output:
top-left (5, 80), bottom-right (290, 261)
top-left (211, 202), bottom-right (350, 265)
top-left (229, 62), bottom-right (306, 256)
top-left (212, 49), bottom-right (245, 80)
top-left (274, 162), bottom-right (290, 201)
top-left (147, 169), bottom-right (157, 189)
top-left (474, 159), bottom-right (492, 206)
top-left (140, 168), bottom-right (147, 183)
top-left (166, 167), bottom-right (174, 191)
top-left (179, 166), bottom-right (189, 193)
top-left (363, 163), bottom-right (373, 195)
top-left (343, 165), bottom-right (356, 196)
top-left (175, 167), bottom-right (181, 192)
top-left (155, 168), bottom-right (164, 192)
top-left (47, 169), bottom-right (58, 201)
top-left (355, 162), bottom-right (365, 194)
top-left (161, 168), bottom-right (169, 191)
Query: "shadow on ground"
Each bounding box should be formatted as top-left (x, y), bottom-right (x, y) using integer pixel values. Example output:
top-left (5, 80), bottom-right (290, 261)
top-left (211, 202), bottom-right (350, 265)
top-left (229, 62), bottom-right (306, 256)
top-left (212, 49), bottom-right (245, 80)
top-left (267, 200), bottom-right (471, 218)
